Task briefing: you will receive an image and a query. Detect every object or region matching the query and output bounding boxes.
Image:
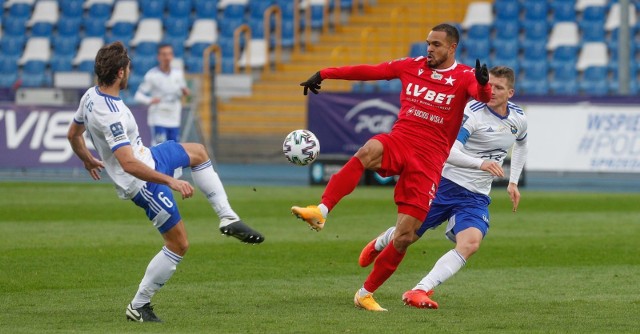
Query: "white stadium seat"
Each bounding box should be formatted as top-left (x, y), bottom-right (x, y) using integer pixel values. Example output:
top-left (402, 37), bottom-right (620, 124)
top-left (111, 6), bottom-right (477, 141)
top-left (83, 0), bottom-right (115, 9)
top-left (605, 3), bottom-right (637, 31)
top-left (185, 19), bottom-right (218, 47)
top-left (575, 0), bottom-right (606, 11)
top-left (4, 0), bottom-right (36, 8)
top-left (576, 42), bottom-right (608, 70)
top-left (547, 22), bottom-right (580, 50)
top-left (73, 38), bottom-right (105, 65)
top-left (27, 0), bottom-right (59, 26)
top-left (238, 39), bottom-right (268, 68)
top-left (461, 2), bottom-right (493, 29)
top-left (19, 37), bottom-right (51, 64)
top-left (107, 0), bottom-right (139, 27)
top-left (130, 19), bottom-right (163, 46)
top-left (218, 0), bottom-right (249, 9)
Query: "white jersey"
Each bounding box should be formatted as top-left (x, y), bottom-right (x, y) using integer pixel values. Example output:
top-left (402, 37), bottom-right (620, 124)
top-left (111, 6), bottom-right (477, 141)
top-left (74, 86), bottom-right (155, 200)
top-left (443, 100), bottom-right (528, 195)
top-left (135, 66), bottom-right (186, 128)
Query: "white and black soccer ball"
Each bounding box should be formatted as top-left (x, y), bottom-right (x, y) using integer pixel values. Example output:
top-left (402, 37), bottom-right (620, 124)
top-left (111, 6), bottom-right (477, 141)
top-left (283, 129), bottom-right (320, 166)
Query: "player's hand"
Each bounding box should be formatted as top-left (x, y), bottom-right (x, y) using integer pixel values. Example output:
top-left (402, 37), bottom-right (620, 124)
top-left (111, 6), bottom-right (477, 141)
top-left (84, 157), bottom-right (105, 180)
top-left (169, 179), bottom-right (194, 199)
top-left (475, 59), bottom-right (489, 85)
top-left (480, 160), bottom-right (504, 177)
top-left (181, 87), bottom-right (191, 97)
top-left (150, 97), bottom-right (161, 104)
top-left (507, 182), bottom-right (520, 212)
top-left (300, 71), bottom-right (323, 95)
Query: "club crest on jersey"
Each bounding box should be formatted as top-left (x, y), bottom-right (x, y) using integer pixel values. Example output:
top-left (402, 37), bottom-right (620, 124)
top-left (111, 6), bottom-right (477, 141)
top-left (431, 71), bottom-right (443, 80)
top-left (510, 125), bottom-right (518, 134)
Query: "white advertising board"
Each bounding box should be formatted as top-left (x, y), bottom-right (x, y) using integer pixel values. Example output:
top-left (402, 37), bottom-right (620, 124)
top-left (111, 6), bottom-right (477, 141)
top-left (525, 103), bottom-right (640, 172)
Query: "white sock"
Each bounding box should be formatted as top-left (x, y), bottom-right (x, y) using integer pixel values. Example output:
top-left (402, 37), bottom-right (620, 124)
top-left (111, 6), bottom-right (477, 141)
top-left (318, 203), bottom-right (329, 218)
top-left (414, 249), bottom-right (466, 292)
top-left (131, 246), bottom-right (183, 309)
top-left (374, 227), bottom-right (395, 251)
top-left (357, 286), bottom-right (372, 297)
top-left (191, 160), bottom-right (239, 222)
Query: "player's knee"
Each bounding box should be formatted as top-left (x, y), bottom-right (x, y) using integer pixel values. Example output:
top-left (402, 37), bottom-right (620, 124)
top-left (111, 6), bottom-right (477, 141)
top-left (167, 239), bottom-right (190, 256)
top-left (392, 232), bottom-right (416, 252)
top-left (457, 239), bottom-right (480, 258)
top-left (354, 145), bottom-right (380, 169)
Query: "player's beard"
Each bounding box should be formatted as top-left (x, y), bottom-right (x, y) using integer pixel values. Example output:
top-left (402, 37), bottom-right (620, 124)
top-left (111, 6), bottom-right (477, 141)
top-left (426, 53), bottom-right (444, 68)
top-left (119, 72), bottom-right (129, 90)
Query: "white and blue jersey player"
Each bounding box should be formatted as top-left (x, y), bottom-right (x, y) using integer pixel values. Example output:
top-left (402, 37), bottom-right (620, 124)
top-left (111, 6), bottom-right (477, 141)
top-left (67, 42), bottom-right (263, 323)
top-left (359, 66), bottom-right (528, 309)
top-left (134, 43), bottom-right (190, 146)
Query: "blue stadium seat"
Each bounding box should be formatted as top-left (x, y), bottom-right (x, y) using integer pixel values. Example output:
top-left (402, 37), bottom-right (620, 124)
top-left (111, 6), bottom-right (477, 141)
top-left (135, 42), bottom-right (159, 56)
top-left (219, 17), bottom-right (245, 38)
top-left (31, 23), bottom-right (54, 37)
top-left (0, 73), bottom-right (19, 88)
top-left (23, 60), bottom-right (47, 74)
top-left (551, 2), bottom-right (576, 23)
top-left (0, 56), bottom-right (19, 74)
top-left (57, 17), bottom-right (82, 37)
top-left (53, 36), bottom-right (79, 56)
top-left (3, 17), bottom-right (28, 37)
top-left (109, 22), bottom-right (135, 45)
top-left (550, 46), bottom-right (578, 70)
top-left (8, 3), bottom-right (32, 19)
top-left (194, 0), bottom-right (217, 19)
top-left (248, 17), bottom-right (266, 38)
top-left (224, 4), bottom-right (247, 19)
top-left (165, 16), bottom-right (190, 38)
top-left (521, 60), bottom-right (548, 81)
top-left (523, 1), bottom-right (548, 21)
top-left (184, 55), bottom-right (203, 73)
top-left (550, 79), bottom-right (578, 95)
top-left (583, 66), bottom-right (608, 81)
top-left (464, 39), bottom-right (490, 61)
top-left (88, 3), bottom-right (112, 20)
top-left (127, 72), bottom-right (144, 93)
top-left (60, 0), bottom-right (83, 16)
top-left (521, 41), bottom-right (547, 61)
top-left (188, 42), bottom-right (211, 58)
top-left (131, 56), bottom-right (157, 75)
top-left (582, 6), bottom-right (606, 22)
top-left (249, 0), bottom-right (273, 19)
top-left (581, 21), bottom-right (605, 42)
top-left (378, 79), bottom-right (402, 93)
top-left (221, 57), bottom-right (235, 73)
top-left (277, 0), bottom-right (294, 19)
top-left (140, 0), bottom-right (165, 19)
top-left (553, 63), bottom-right (577, 81)
top-left (492, 57), bottom-right (519, 76)
top-left (409, 42), bottom-right (427, 57)
top-left (609, 71), bottom-right (639, 94)
top-left (50, 55), bottom-right (74, 72)
top-left (1, 36), bottom-right (26, 57)
top-left (467, 24), bottom-right (491, 39)
top-left (522, 20), bottom-right (549, 43)
top-left (494, 20), bottom-right (519, 40)
top-left (163, 36), bottom-right (185, 57)
top-left (218, 37), bottom-right (235, 58)
top-left (77, 60), bottom-right (95, 73)
top-left (84, 18), bottom-right (108, 37)
top-left (308, 5), bottom-right (324, 29)
top-left (519, 78), bottom-right (549, 95)
top-left (494, 1), bottom-right (520, 21)
top-left (281, 18), bottom-right (295, 47)
top-left (580, 66), bottom-right (609, 96)
top-left (168, 0), bottom-right (192, 18)
top-left (492, 39), bottom-right (518, 58)
top-left (20, 73), bottom-right (49, 87)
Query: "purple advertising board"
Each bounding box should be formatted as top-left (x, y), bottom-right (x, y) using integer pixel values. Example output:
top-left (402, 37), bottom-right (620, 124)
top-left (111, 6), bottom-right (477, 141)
top-left (0, 103), bottom-right (150, 168)
top-left (308, 93), bottom-right (400, 156)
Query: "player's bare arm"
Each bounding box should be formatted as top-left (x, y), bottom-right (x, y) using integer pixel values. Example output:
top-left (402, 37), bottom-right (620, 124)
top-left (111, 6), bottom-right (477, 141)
top-left (113, 145), bottom-right (194, 199)
top-left (67, 121), bottom-right (105, 180)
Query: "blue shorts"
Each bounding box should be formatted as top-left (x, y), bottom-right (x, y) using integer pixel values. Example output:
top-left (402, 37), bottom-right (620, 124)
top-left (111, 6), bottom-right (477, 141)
top-left (131, 140), bottom-right (190, 233)
top-left (152, 126), bottom-right (180, 145)
top-left (416, 177), bottom-right (491, 242)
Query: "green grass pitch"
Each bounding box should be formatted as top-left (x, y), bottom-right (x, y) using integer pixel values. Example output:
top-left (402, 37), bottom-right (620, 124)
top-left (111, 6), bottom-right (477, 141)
top-left (1, 182), bottom-right (639, 333)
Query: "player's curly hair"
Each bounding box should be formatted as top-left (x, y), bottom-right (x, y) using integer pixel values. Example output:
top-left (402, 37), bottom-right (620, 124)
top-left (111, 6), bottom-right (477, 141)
top-left (490, 66), bottom-right (516, 88)
top-left (432, 23), bottom-right (460, 44)
top-left (94, 41), bottom-right (130, 87)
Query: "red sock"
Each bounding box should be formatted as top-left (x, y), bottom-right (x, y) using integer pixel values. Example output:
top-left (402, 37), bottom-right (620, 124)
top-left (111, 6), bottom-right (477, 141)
top-left (363, 243), bottom-right (406, 293)
top-left (321, 157), bottom-right (364, 211)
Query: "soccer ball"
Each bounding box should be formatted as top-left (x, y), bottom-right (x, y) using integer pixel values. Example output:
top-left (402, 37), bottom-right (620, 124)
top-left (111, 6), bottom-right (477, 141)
top-left (283, 129), bottom-right (320, 166)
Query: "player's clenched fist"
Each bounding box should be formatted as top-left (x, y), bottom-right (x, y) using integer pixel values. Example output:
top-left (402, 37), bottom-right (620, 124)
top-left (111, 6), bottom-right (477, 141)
top-left (300, 71), bottom-right (323, 95)
top-left (475, 59), bottom-right (489, 85)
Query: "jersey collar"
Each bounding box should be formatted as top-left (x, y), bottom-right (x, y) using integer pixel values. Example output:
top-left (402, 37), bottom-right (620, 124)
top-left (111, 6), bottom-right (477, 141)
top-left (94, 86), bottom-right (122, 101)
top-left (486, 105), bottom-right (510, 120)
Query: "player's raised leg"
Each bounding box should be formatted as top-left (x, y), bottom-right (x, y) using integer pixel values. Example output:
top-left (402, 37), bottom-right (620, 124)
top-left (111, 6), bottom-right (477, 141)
top-left (181, 143), bottom-right (264, 243)
top-left (291, 139), bottom-right (383, 231)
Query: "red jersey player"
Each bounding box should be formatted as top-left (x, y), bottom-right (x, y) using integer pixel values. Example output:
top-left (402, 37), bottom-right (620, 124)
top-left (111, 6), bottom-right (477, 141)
top-left (291, 23), bottom-right (491, 311)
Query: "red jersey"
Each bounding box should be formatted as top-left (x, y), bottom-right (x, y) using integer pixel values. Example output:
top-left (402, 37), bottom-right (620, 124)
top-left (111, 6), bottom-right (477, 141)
top-left (320, 57), bottom-right (492, 170)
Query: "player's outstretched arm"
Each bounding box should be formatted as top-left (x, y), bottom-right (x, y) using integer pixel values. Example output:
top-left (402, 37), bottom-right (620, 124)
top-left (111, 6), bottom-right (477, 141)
top-left (300, 71), bottom-right (323, 95)
top-left (113, 146), bottom-right (194, 199)
top-left (67, 122), bottom-right (105, 180)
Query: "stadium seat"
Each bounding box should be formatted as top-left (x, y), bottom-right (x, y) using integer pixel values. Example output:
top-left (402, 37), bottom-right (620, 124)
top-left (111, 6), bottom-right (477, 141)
top-left (494, 1), bottom-right (519, 21)
top-left (307, 3), bottom-right (325, 29)
top-left (73, 38), bottom-right (104, 66)
top-left (57, 17), bottom-right (82, 37)
top-left (576, 42), bottom-right (608, 70)
top-left (185, 19), bottom-right (218, 47)
top-left (494, 20), bottom-right (519, 40)
top-left (467, 24), bottom-right (491, 39)
top-left (378, 79), bottom-right (402, 93)
top-left (184, 54), bottom-right (203, 73)
top-left (605, 3), bottom-right (637, 32)
top-left (492, 57), bottom-right (519, 76)
top-left (53, 35), bottom-right (79, 57)
top-left (0, 36), bottom-right (26, 57)
top-left (248, 17), bottom-right (266, 38)
top-left (547, 22), bottom-right (579, 50)
top-left (60, 0), bottom-right (83, 16)
top-left (30, 23), bottom-right (54, 37)
top-left (3, 17), bottom-right (28, 37)
top-left (27, 1), bottom-right (59, 29)
top-left (277, 0), bottom-right (294, 20)
top-left (460, 2), bottom-right (493, 30)
top-left (581, 21), bottom-right (605, 42)
top-left (523, 1), bottom-right (548, 21)
top-left (553, 62), bottom-right (578, 81)
top-left (84, 18), bottom-right (108, 37)
top-left (140, 0), bottom-right (165, 19)
top-left (221, 56), bottom-right (235, 73)
top-left (550, 46), bottom-right (579, 71)
top-left (50, 55), bottom-right (74, 72)
top-left (7, 1), bottom-right (33, 20)
top-left (409, 42), bottom-right (427, 57)
top-left (135, 42), bottom-right (159, 56)
top-left (187, 42), bottom-right (211, 59)
top-left (493, 39), bottom-right (518, 59)
top-left (551, 1), bottom-right (576, 22)
top-left (218, 0), bottom-right (248, 9)
top-left (107, 0), bottom-right (139, 27)
top-left (583, 66), bottom-right (607, 81)
top-left (163, 36), bottom-right (185, 57)
top-left (131, 55), bottom-right (157, 75)
top-left (219, 17), bottom-right (245, 38)
top-left (130, 19), bottom-right (163, 46)
top-left (280, 18), bottom-right (295, 47)
top-left (0, 55), bottom-right (19, 74)
top-left (127, 72), bottom-right (144, 93)
top-left (522, 20), bottom-right (549, 43)
top-left (218, 37), bottom-right (235, 58)
top-left (19, 38), bottom-right (51, 65)
top-left (168, 0), bottom-right (192, 17)
top-left (238, 39), bottom-right (267, 68)
top-left (519, 78), bottom-right (549, 95)
top-left (77, 60), bottom-right (96, 73)
top-left (521, 41), bottom-right (548, 62)
top-left (521, 60), bottom-right (548, 81)
top-left (194, 0), bottom-right (217, 19)
top-left (464, 38), bottom-right (490, 61)
top-left (581, 5), bottom-right (606, 22)
top-left (550, 78), bottom-right (578, 95)
top-left (609, 71), bottom-right (639, 95)
top-left (249, 0), bottom-right (273, 19)
top-left (87, 2), bottom-right (113, 20)
top-left (223, 3), bottom-right (247, 19)
top-left (575, 0), bottom-right (606, 12)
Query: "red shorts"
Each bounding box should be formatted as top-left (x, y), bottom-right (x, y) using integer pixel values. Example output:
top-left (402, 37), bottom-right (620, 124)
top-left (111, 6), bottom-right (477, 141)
top-left (372, 132), bottom-right (443, 221)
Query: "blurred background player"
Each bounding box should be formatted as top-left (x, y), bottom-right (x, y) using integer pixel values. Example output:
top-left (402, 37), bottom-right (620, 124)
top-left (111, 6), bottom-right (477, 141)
top-left (359, 66), bottom-right (528, 309)
top-left (67, 42), bottom-right (264, 322)
top-left (134, 43), bottom-right (190, 147)
top-left (291, 23), bottom-right (492, 311)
